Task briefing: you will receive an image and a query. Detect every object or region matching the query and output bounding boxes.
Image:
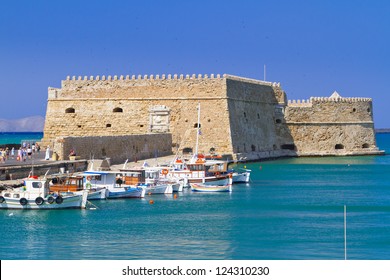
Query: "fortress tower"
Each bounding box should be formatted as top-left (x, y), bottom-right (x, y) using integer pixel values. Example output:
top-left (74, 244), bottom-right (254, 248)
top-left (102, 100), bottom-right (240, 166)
top-left (41, 74), bottom-right (382, 163)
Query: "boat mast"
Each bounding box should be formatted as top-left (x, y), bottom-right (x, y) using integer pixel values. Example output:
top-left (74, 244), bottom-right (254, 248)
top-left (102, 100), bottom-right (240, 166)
top-left (195, 102), bottom-right (201, 157)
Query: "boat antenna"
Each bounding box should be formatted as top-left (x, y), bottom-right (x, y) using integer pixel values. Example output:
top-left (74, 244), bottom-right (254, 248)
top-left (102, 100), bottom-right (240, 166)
top-left (44, 168), bottom-right (50, 179)
top-left (123, 159), bottom-right (129, 169)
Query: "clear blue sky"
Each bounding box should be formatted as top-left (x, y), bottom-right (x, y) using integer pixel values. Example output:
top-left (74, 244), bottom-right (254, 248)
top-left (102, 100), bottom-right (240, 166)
top-left (1, 0), bottom-right (389, 127)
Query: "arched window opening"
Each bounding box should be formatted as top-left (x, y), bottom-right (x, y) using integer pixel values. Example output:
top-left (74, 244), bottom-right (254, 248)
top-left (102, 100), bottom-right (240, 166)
top-left (193, 123), bottom-right (201, 128)
top-left (182, 147), bottom-right (193, 154)
top-left (113, 107), bottom-right (123, 113)
top-left (367, 108), bottom-right (371, 113)
top-left (65, 107), bottom-right (75, 113)
top-left (251, 144), bottom-right (256, 152)
top-left (362, 143), bottom-right (370, 149)
top-left (106, 124), bottom-right (112, 128)
top-left (352, 108), bottom-right (356, 113)
top-left (335, 144), bottom-right (344, 149)
top-left (209, 147), bottom-right (215, 154)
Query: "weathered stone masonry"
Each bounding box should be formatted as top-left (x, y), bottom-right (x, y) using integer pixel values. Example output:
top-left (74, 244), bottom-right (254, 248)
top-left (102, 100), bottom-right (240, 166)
top-left (41, 73), bottom-right (382, 163)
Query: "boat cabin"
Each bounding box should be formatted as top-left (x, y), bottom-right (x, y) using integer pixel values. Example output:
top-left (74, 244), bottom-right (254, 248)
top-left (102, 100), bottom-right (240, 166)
top-left (2, 178), bottom-right (49, 199)
top-left (49, 176), bottom-right (84, 192)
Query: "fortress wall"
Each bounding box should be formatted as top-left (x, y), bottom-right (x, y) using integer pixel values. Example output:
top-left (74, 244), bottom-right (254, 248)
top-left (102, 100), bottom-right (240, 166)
top-left (284, 97), bottom-right (378, 155)
top-left (42, 73), bottom-right (382, 160)
top-left (226, 78), bottom-right (285, 157)
top-left (53, 133), bottom-right (172, 164)
top-left (286, 97), bottom-right (373, 123)
top-left (43, 74), bottom-right (233, 157)
top-left (288, 123), bottom-right (376, 155)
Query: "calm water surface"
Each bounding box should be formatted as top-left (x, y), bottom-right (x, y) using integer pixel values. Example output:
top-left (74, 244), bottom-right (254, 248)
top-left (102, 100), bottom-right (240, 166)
top-left (1, 133), bottom-right (390, 260)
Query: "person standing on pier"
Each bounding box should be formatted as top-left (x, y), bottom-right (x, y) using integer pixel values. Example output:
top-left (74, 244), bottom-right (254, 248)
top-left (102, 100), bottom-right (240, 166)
top-left (45, 146), bottom-right (51, 160)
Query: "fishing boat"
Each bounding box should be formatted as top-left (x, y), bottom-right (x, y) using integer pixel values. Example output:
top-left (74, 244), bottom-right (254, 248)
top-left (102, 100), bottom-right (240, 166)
top-left (0, 176), bottom-right (88, 209)
top-left (83, 170), bottom-right (145, 199)
top-left (190, 174), bottom-right (233, 192)
top-left (168, 157), bottom-right (230, 187)
top-left (119, 167), bottom-right (174, 194)
top-left (231, 168), bottom-right (251, 183)
top-left (50, 175), bottom-right (107, 200)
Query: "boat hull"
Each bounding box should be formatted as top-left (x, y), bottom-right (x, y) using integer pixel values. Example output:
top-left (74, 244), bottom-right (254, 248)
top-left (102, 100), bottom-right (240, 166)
top-left (187, 176), bottom-right (229, 186)
top-left (0, 192), bottom-right (88, 210)
top-left (107, 187), bottom-right (145, 199)
top-left (87, 188), bottom-right (107, 200)
top-left (142, 184), bottom-right (173, 195)
top-left (190, 183), bottom-right (232, 192)
top-left (232, 172), bottom-right (251, 183)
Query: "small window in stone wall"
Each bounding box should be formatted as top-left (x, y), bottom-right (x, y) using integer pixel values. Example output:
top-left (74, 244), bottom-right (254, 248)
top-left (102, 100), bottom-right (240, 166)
top-left (113, 107), bottom-right (123, 113)
top-left (362, 143), bottom-right (370, 148)
top-left (352, 108), bottom-right (356, 113)
top-left (244, 112), bottom-right (246, 118)
top-left (251, 144), bottom-right (256, 152)
top-left (194, 123), bottom-right (201, 128)
top-left (65, 108), bottom-right (75, 113)
top-left (182, 147), bottom-right (193, 154)
top-left (106, 124), bottom-right (111, 128)
top-left (275, 119), bottom-right (282, 124)
top-left (335, 144), bottom-right (344, 149)
top-left (367, 108), bottom-right (371, 113)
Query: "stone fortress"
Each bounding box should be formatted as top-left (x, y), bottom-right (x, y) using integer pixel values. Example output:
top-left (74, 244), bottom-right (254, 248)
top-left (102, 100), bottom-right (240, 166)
top-left (41, 73), bottom-right (383, 164)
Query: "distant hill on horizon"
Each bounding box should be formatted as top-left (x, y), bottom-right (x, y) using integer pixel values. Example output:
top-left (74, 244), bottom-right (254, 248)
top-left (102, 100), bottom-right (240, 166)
top-left (0, 116), bottom-right (45, 132)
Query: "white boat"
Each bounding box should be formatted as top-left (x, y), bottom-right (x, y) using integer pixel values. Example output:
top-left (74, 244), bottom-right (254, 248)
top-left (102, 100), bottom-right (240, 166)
top-left (232, 168), bottom-right (251, 183)
top-left (0, 177), bottom-right (88, 209)
top-left (168, 158), bottom-right (230, 187)
top-left (190, 175), bottom-right (233, 192)
top-left (139, 183), bottom-right (173, 195)
top-left (190, 183), bottom-right (232, 192)
top-left (83, 171), bottom-right (145, 199)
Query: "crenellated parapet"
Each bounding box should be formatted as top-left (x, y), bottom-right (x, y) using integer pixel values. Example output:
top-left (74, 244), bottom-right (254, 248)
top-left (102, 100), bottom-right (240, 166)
top-left (65, 73), bottom-right (227, 82)
top-left (309, 96), bottom-right (372, 103)
top-left (61, 73), bottom-right (280, 87)
top-left (287, 99), bottom-right (312, 107)
top-left (288, 96), bottom-right (372, 106)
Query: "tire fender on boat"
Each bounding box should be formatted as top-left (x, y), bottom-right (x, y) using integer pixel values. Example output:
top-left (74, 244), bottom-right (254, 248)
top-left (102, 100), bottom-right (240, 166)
top-left (47, 196), bottom-right (55, 204)
top-left (19, 198), bottom-right (28, 206)
top-left (0, 196), bottom-right (5, 203)
top-left (35, 197), bottom-right (44, 205)
top-left (55, 196), bottom-right (63, 204)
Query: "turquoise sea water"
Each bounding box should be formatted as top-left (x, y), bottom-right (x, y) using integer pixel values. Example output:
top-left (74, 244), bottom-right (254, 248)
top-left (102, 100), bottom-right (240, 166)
top-left (0, 132), bottom-right (43, 145)
top-left (1, 133), bottom-right (390, 260)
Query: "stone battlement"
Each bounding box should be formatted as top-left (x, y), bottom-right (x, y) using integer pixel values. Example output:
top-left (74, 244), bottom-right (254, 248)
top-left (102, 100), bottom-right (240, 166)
top-left (62, 73), bottom-right (278, 86)
top-left (288, 96), bottom-right (372, 107)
